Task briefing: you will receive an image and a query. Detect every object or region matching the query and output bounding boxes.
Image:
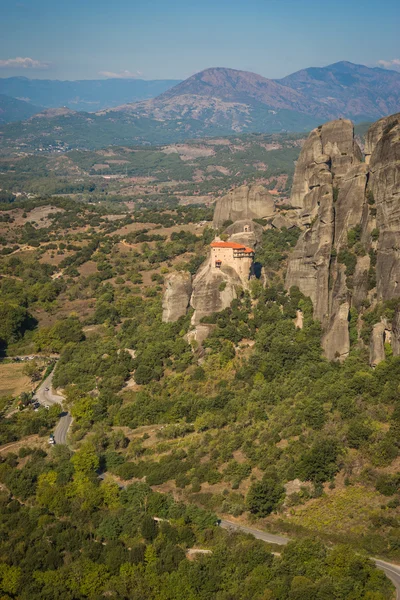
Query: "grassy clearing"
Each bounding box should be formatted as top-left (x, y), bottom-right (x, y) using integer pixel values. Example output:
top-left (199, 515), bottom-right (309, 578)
top-left (287, 486), bottom-right (383, 536)
top-left (0, 363), bottom-right (33, 398)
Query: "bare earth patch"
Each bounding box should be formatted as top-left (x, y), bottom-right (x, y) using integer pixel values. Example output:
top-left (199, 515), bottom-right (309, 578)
top-left (0, 435), bottom-right (47, 455)
top-left (25, 206), bottom-right (65, 229)
top-left (162, 144), bottom-right (216, 161)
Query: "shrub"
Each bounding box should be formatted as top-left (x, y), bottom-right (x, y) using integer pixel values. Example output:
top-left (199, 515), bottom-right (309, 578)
top-left (247, 470), bottom-right (285, 517)
top-left (375, 474), bottom-right (400, 496)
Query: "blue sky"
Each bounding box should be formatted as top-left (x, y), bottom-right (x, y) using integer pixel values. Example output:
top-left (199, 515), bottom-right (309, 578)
top-left (0, 0), bottom-right (399, 80)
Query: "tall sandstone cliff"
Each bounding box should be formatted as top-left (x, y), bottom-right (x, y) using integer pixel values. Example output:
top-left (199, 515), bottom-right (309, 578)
top-left (286, 114), bottom-right (400, 362)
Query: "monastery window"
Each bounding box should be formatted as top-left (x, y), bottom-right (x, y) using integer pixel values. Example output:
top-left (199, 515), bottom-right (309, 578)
top-left (215, 260), bottom-right (222, 268)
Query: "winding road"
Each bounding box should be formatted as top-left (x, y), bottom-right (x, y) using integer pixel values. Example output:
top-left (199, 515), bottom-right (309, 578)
top-left (219, 519), bottom-right (289, 545)
top-left (45, 377), bottom-right (400, 596)
top-left (33, 371), bottom-right (72, 445)
top-left (220, 520), bottom-right (400, 598)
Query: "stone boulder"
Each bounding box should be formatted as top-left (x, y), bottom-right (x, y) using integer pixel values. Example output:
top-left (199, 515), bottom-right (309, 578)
top-left (271, 213), bottom-right (298, 230)
top-left (213, 184), bottom-right (275, 228)
top-left (162, 271), bottom-right (192, 322)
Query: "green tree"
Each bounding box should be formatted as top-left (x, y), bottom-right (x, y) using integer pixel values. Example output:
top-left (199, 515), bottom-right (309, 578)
top-left (72, 442), bottom-right (99, 475)
top-left (141, 516), bottom-right (158, 541)
top-left (247, 471), bottom-right (285, 517)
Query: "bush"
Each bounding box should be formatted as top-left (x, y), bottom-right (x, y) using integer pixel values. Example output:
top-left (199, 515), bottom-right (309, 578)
top-left (115, 462), bottom-right (138, 480)
top-left (375, 474), bottom-right (400, 496)
top-left (298, 439), bottom-right (340, 483)
top-left (247, 470), bottom-right (285, 517)
top-left (141, 516), bottom-right (158, 541)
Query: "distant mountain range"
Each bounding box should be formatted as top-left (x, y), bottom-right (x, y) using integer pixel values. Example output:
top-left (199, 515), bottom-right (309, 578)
top-left (0, 61), bottom-right (399, 149)
top-left (0, 94), bottom-right (43, 124)
top-left (0, 77), bottom-right (181, 112)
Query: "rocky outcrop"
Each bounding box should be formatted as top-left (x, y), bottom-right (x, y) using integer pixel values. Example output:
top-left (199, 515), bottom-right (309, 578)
top-left (392, 309), bottom-right (400, 356)
top-left (286, 183), bottom-right (334, 324)
top-left (271, 213), bottom-right (297, 230)
top-left (187, 256), bottom-right (242, 346)
top-left (368, 114), bottom-right (400, 301)
top-left (286, 113), bottom-right (400, 362)
top-left (365, 113), bottom-right (399, 163)
top-left (213, 184), bottom-right (275, 228)
top-left (290, 119), bottom-right (362, 213)
top-left (322, 301), bottom-right (351, 361)
top-left (223, 219), bottom-right (263, 248)
top-left (190, 264), bottom-right (240, 325)
top-left (162, 271), bottom-right (192, 322)
top-left (370, 321), bottom-right (386, 367)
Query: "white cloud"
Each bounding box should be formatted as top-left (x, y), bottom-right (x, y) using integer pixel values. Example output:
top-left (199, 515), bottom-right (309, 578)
top-left (0, 57), bottom-right (50, 69)
top-left (377, 59), bottom-right (400, 72)
top-left (99, 69), bottom-right (143, 79)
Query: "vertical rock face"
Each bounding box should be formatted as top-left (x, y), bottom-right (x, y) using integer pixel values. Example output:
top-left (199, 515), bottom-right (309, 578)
top-left (286, 184), bottom-right (334, 324)
top-left (188, 257), bottom-right (242, 347)
top-left (190, 261), bottom-right (241, 326)
top-left (369, 115), bottom-right (400, 301)
top-left (290, 119), bottom-right (362, 213)
top-left (365, 113), bottom-right (400, 164)
top-left (333, 163), bottom-right (369, 249)
top-left (162, 271), bottom-right (192, 323)
top-left (285, 116), bottom-right (400, 362)
top-left (392, 309), bottom-right (400, 356)
top-left (286, 119), bottom-right (364, 355)
top-left (370, 321), bottom-right (386, 367)
top-left (213, 184), bottom-right (275, 228)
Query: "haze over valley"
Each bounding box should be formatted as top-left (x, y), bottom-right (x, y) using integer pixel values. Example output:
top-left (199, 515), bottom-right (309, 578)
top-left (1, 61), bottom-right (400, 149)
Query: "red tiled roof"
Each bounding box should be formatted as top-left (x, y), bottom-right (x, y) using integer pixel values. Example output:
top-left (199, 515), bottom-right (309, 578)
top-left (211, 241), bottom-right (254, 253)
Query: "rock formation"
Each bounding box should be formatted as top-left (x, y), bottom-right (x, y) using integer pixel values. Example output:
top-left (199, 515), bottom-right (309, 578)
top-left (162, 271), bottom-right (192, 323)
top-left (223, 219), bottom-right (263, 248)
top-left (187, 237), bottom-right (255, 345)
top-left (369, 115), bottom-right (400, 301)
top-left (188, 259), bottom-right (242, 345)
top-left (286, 113), bottom-right (400, 364)
top-left (271, 213), bottom-right (297, 230)
top-left (369, 322), bottom-right (386, 367)
top-left (163, 113), bottom-right (400, 363)
top-left (213, 184), bottom-right (275, 229)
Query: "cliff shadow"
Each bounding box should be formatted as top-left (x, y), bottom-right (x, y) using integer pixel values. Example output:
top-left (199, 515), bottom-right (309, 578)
top-left (252, 262), bottom-right (262, 279)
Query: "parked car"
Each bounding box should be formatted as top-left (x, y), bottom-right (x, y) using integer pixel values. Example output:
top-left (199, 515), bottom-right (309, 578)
top-left (48, 434), bottom-right (55, 445)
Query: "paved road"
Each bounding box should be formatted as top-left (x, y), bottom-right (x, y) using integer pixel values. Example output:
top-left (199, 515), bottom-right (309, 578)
top-left (219, 519), bottom-right (289, 546)
top-left (34, 371), bottom-right (72, 445)
top-left (220, 519), bottom-right (399, 598)
top-left (374, 559), bottom-right (400, 597)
